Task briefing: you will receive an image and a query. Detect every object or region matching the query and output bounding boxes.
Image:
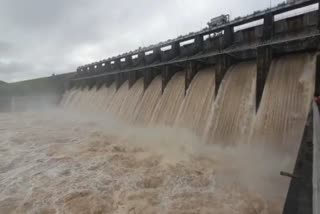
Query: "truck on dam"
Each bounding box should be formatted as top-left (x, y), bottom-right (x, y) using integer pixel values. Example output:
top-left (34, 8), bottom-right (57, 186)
top-left (0, 0), bottom-right (319, 213)
top-left (207, 14), bottom-right (230, 28)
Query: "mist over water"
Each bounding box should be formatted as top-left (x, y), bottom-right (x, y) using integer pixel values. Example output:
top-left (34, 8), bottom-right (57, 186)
top-left (0, 110), bottom-right (291, 214)
top-left (0, 53), bottom-right (316, 213)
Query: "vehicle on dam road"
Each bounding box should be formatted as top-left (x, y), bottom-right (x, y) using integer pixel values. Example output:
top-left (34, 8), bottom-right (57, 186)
top-left (207, 14), bottom-right (230, 28)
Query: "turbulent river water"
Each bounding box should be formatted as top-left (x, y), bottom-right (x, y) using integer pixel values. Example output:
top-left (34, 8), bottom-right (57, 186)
top-left (0, 110), bottom-right (293, 214)
top-left (0, 53), bottom-right (316, 214)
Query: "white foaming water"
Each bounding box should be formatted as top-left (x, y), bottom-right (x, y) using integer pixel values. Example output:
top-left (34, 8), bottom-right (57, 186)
top-left (175, 67), bottom-right (216, 137)
top-left (134, 76), bottom-right (162, 125)
top-left (250, 53), bottom-right (316, 150)
top-left (205, 62), bottom-right (257, 145)
top-left (107, 81), bottom-right (130, 116)
top-left (150, 72), bottom-right (185, 126)
top-left (117, 78), bottom-right (144, 123)
top-left (0, 110), bottom-right (289, 214)
top-left (94, 84), bottom-right (117, 112)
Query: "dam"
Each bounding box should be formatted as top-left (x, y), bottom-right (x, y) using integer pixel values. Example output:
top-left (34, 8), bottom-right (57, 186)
top-left (0, 0), bottom-right (320, 213)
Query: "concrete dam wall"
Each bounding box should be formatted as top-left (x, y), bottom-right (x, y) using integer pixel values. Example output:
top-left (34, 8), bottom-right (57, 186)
top-left (57, 52), bottom-right (317, 213)
top-left (62, 53), bottom-right (316, 149)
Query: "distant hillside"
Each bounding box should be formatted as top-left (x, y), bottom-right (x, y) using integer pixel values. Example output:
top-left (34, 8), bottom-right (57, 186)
top-left (0, 72), bottom-right (75, 97)
top-left (0, 80), bottom-right (10, 96)
top-left (0, 80), bottom-right (8, 85)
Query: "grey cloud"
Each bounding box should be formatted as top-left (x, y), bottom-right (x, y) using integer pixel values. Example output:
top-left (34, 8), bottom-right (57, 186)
top-left (0, 60), bottom-right (76, 82)
top-left (0, 61), bottom-right (34, 82)
top-left (0, 41), bottom-right (15, 55)
top-left (0, 0), bottom-right (283, 82)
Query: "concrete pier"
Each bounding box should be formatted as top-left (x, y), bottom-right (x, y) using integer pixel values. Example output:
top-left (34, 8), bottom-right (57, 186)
top-left (263, 13), bottom-right (274, 41)
top-left (256, 47), bottom-right (272, 111)
top-left (162, 66), bottom-right (179, 94)
top-left (116, 72), bottom-right (126, 90)
top-left (185, 61), bottom-right (198, 94)
top-left (316, 55), bottom-right (320, 96)
top-left (161, 66), bottom-right (170, 94)
top-left (222, 26), bottom-right (233, 49)
top-left (215, 55), bottom-right (233, 96)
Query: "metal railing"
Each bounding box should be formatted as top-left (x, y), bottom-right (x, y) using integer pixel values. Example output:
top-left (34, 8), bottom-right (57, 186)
top-left (77, 0), bottom-right (318, 72)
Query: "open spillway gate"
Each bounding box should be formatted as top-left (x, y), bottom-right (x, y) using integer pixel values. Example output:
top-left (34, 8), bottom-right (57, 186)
top-left (70, 1), bottom-right (320, 213)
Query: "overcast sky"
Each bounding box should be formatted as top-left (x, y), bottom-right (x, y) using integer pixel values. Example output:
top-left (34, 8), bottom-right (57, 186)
top-left (0, 0), bottom-right (284, 82)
